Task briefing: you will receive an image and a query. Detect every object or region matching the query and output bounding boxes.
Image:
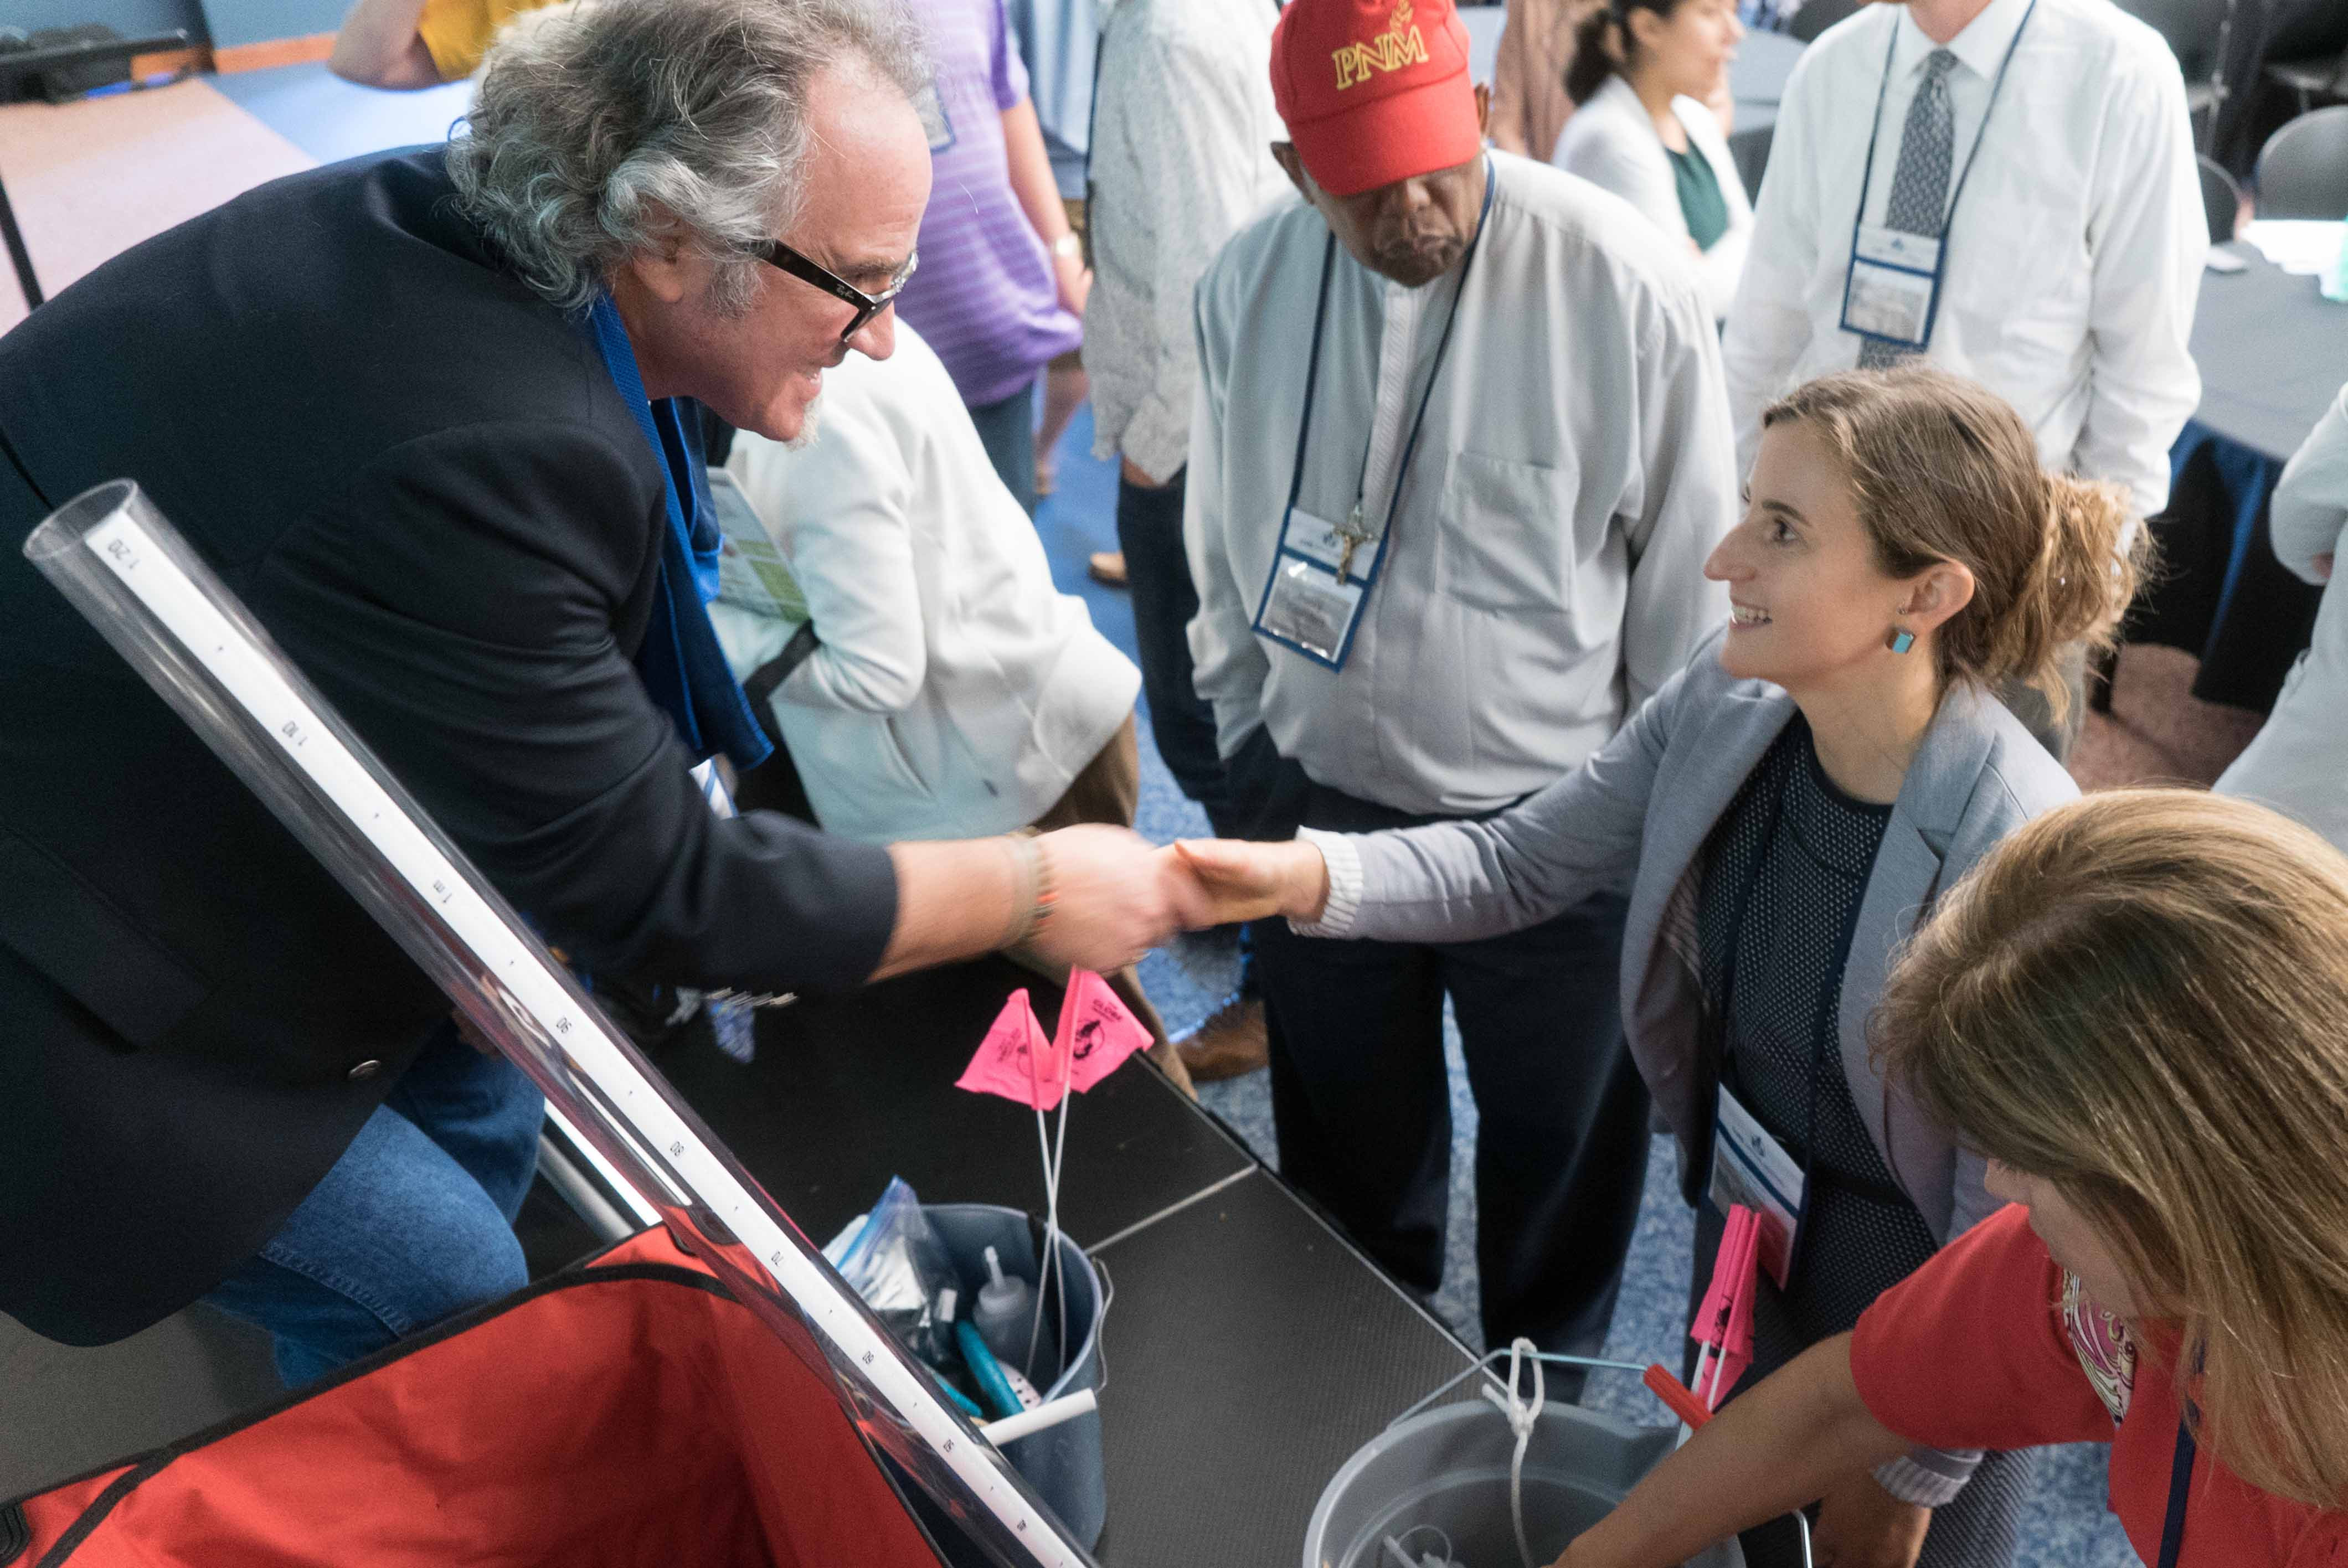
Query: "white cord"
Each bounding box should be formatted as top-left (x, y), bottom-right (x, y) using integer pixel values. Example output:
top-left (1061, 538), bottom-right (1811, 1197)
top-left (1397, 1524), bottom-right (1458, 1566)
top-left (1479, 1335), bottom-right (1546, 1568)
top-left (1027, 1087), bottom-right (1070, 1384)
top-left (1028, 1104), bottom-right (1056, 1380)
top-left (1052, 1087), bottom-right (1070, 1369)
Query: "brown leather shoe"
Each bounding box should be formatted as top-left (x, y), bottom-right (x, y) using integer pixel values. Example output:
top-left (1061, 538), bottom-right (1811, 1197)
top-left (1175, 995), bottom-right (1268, 1083)
top-left (1088, 550), bottom-right (1129, 587)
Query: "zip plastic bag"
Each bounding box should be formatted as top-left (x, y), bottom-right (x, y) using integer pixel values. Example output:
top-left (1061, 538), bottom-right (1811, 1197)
top-left (833, 1177), bottom-right (959, 1366)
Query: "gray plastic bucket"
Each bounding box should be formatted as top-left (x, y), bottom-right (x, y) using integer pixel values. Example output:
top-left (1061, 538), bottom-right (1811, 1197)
top-left (1303, 1397), bottom-right (1742, 1568)
top-left (926, 1203), bottom-right (1106, 1550)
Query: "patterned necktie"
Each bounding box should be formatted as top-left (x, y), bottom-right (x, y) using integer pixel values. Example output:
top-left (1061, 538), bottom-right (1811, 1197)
top-left (1857, 49), bottom-right (1959, 369)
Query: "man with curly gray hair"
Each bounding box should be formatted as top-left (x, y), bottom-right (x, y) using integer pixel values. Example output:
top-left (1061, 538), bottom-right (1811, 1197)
top-left (448, 0), bottom-right (925, 442)
top-left (0, 0), bottom-right (1206, 1382)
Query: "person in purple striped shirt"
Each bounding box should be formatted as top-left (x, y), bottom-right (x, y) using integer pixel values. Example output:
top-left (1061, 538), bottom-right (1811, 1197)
top-left (892, 0), bottom-right (1087, 515)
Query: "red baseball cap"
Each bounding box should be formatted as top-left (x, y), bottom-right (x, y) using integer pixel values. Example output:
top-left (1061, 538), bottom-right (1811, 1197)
top-left (1270, 0), bottom-right (1482, 199)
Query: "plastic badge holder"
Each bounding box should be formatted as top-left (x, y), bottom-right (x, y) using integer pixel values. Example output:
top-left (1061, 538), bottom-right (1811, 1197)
top-left (23, 481), bottom-right (1091, 1568)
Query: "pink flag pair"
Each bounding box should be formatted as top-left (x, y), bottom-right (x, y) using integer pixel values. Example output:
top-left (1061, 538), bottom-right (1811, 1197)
top-left (1691, 1203), bottom-right (1762, 1410)
top-left (955, 972), bottom-right (1152, 1110)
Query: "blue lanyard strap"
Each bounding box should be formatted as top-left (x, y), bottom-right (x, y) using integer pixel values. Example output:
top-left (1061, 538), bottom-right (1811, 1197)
top-left (2158, 1420), bottom-right (2197, 1568)
top-left (1847, 1), bottom-right (2039, 262)
top-left (1282, 158), bottom-right (1499, 553)
top-left (583, 292), bottom-right (771, 771)
top-left (1281, 233), bottom-right (1341, 519)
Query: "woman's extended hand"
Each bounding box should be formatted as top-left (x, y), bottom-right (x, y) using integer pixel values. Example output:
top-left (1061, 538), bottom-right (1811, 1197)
top-left (1169, 838), bottom-right (1330, 927)
top-left (1810, 1472), bottom-right (1930, 1568)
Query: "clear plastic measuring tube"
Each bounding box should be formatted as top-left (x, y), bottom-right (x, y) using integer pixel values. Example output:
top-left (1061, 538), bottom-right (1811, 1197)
top-left (24, 479), bottom-right (1090, 1568)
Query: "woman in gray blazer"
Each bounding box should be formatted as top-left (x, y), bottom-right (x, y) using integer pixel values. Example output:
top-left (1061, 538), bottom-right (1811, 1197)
top-left (1182, 368), bottom-right (2143, 1568)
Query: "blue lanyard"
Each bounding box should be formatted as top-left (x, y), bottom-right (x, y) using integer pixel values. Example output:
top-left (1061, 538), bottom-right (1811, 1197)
top-left (2158, 1419), bottom-right (2196, 1568)
top-left (1846, 2), bottom-right (2038, 265)
top-left (1281, 158), bottom-right (1497, 584)
top-left (583, 292), bottom-right (771, 771)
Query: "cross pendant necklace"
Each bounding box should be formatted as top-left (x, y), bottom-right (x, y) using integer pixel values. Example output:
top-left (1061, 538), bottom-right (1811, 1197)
top-left (1335, 501), bottom-right (1374, 584)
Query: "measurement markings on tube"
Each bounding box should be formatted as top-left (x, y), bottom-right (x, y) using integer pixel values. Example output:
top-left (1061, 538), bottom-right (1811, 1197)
top-left (79, 512), bottom-right (1087, 1568)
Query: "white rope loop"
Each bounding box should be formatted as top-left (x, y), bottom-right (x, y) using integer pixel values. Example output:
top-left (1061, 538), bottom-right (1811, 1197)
top-left (1478, 1335), bottom-right (1547, 1568)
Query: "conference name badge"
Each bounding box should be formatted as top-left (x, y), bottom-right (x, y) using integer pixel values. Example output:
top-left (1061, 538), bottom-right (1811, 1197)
top-left (1840, 225), bottom-right (1942, 350)
top-left (1709, 1086), bottom-right (1803, 1290)
top-left (1255, 507), bottom-right (1373, 668)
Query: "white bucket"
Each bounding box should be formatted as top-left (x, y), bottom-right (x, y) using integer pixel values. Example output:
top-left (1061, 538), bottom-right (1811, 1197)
top-left (1302, 1396), bottom-right (1744, 1568)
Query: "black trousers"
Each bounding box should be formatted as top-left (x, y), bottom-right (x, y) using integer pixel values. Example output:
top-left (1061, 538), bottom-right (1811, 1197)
top-left (1252, 782), bottom-right (1649, 1362)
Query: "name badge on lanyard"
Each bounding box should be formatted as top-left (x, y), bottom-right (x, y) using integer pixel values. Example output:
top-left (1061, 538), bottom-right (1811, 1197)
top-left (1260, 516), bottom-right (1371, 664)
top-left (1253, 164), bottom-right (1494, 672)
top-left (1837, 2), bottom-right (2037, 355)
top-left (1710, 1085), bottom-right (1804, 1289)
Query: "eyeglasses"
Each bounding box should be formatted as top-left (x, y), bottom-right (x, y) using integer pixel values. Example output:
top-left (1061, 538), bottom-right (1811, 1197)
top-left (761, 240), bottom-right (919, 342)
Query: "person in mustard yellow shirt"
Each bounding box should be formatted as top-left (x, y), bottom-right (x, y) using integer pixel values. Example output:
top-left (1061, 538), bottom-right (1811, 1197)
top-left (329, 0), bottom-right (555, 88)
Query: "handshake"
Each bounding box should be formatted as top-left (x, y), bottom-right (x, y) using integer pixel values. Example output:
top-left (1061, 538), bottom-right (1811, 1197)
top-left (1017, 827), bottom-right (1335, 977)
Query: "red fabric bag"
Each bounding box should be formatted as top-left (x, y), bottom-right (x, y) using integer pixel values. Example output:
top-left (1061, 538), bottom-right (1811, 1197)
top-left (3, 1230), bottom-right (946, 1568)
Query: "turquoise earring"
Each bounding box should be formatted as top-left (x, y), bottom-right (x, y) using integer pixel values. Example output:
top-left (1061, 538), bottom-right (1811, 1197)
top-left (1886, 627), bottom-right (1916, 654)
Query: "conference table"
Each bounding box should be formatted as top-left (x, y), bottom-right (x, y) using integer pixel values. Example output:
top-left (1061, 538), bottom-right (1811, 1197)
top-left (2132, 246), bottom-right (2347, 711)
top-left (661, 957), bottom-right (1493, 1568)
top-left (1726, 31), bottom-right (1806, 194)
top-left (2191, 245), bottom-right (2348, 463)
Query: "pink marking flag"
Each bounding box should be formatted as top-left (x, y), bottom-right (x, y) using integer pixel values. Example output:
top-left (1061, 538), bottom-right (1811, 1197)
top-left (1691, 1203), bottom-right (1761, 1409)
top-left (955, 988), bottom-right (1069, 1110)
top-left (1057, 969), bottom-right (1153, 1094)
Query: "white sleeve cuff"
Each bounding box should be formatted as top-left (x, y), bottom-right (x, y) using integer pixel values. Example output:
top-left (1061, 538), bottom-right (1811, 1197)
top-left (1871, 1451), bottom-right (1978, 1508)
top-left (1288, 827), bottom-right (1361, 939)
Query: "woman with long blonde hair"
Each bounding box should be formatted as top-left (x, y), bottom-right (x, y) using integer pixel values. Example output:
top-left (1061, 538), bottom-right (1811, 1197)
top-left (1554, 788), bottom-right (2348, 1566)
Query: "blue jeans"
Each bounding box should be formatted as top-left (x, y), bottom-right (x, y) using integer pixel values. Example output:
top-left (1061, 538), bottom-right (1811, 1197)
top-left (967, 378), bottom-right (1038, 515)
top-left (204, 1025), bottom-right (544, 1387)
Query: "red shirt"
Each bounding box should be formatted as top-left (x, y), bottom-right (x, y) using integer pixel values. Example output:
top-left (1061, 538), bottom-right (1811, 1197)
top-left (1850, 1205), bottom-right (2348, 1566)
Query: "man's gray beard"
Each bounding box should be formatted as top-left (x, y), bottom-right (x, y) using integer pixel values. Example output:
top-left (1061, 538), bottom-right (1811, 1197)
top-left (786, 394), bottom-right (824, 451)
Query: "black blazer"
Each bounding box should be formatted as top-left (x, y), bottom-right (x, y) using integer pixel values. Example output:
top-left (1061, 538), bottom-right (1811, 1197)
top-left (0, 149), bottom-right (897, 1344)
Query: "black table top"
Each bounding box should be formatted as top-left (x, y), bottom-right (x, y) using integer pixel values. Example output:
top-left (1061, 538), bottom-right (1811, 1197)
top-left (660, 957), bottom-right (1481, 1568)
top-left (2193, 245), bottom-right (2348, 463)
top-left (663, 959), bottom-right (1255, 1252)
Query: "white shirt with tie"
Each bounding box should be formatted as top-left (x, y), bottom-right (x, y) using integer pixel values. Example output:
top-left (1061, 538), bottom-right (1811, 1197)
top-left (1721, 0), bottom-right (2205, 519)
top-left (2216, 380), bottom-right (2348, 854)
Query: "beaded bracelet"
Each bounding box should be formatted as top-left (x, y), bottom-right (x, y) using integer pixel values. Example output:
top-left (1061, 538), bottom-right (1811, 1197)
top-left (1003, 834), bottom-right (1060, 949)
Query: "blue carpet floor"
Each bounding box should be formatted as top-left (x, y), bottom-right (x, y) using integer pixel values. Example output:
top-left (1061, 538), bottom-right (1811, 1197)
top-left (209, 66), bottom-right (2134, 1562)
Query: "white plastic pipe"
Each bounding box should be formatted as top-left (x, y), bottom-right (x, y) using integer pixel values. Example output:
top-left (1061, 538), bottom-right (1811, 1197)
top-left (979, 1389), bottom-right (1098, 1447)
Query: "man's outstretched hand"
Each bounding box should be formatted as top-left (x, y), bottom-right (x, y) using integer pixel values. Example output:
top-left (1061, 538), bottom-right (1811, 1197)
top-left (1168, 838), bottom-right (1330, 929)
top-left (1023, 825), bottom-right (1216, 974)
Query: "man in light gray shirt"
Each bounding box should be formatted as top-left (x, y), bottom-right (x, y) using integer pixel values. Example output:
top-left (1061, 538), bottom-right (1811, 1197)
top-left (1187, 0), bottom-right (1735, 1363)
